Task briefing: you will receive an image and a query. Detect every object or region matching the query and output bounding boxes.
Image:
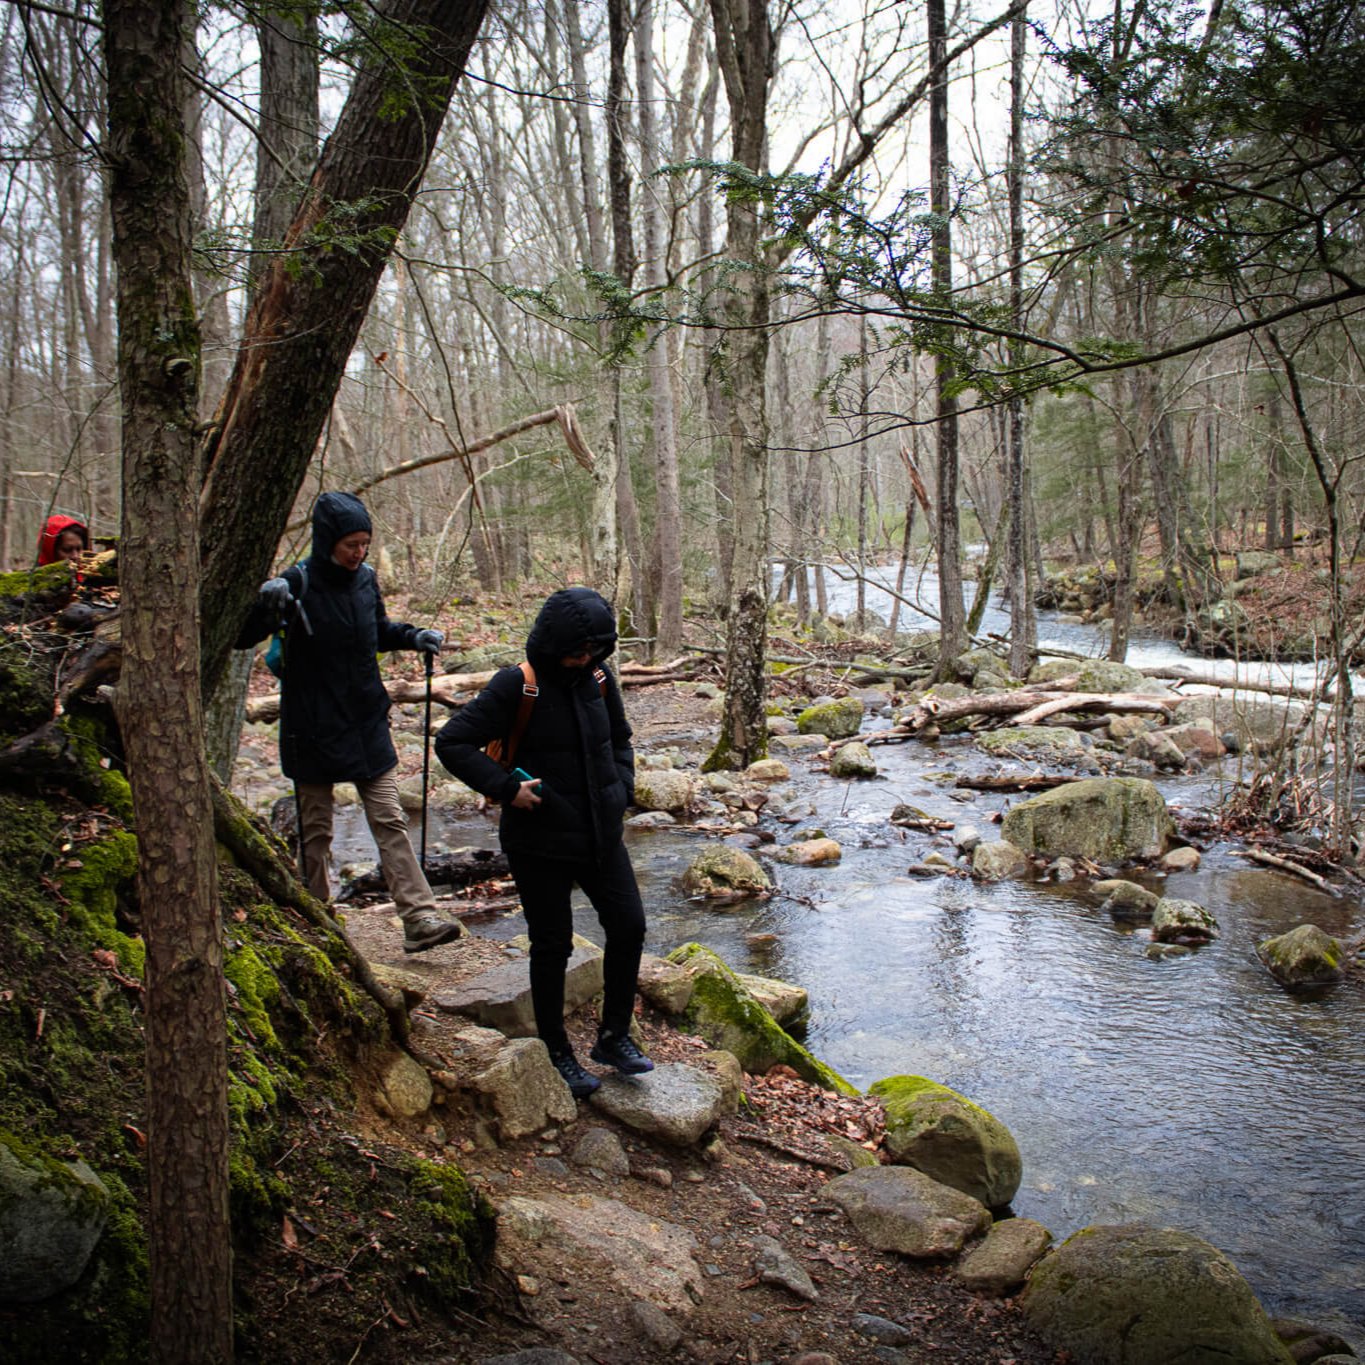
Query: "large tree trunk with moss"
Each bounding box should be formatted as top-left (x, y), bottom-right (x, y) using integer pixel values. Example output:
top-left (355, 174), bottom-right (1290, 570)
top-left (705, 0), bottom-right (774, 771)
top-left (103, 1), bottom-right (230, 1359)
top-left (196, 0), bottom-right (489, 700)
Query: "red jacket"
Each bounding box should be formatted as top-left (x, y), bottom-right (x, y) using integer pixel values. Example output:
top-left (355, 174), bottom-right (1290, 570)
top-left (36, 514), bottom-right (89, 565)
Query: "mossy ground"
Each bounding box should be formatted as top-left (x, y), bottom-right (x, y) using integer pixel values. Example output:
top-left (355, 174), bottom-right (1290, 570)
top-left (0, 772), bottom-right (492, 1362)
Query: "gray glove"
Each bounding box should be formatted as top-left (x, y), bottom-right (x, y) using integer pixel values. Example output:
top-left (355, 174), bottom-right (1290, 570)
top-left (413, 628), bottom-right (444, 654)
top-left (260, 577), bottom-right (292, 612)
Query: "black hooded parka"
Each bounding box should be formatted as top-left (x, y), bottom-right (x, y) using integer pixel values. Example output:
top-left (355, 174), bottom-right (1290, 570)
top-left (435, 587), bottom-right (634, 863)
top-left (236, 491), bottom-right (423, 784)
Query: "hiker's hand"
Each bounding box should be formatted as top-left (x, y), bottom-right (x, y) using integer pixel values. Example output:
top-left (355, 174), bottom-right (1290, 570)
top-left (414, 628), bottom-right (443, 655)
top-left (511, 779), bottom-right (542, 810)
top-left (260, 577), bottom-right (292, 611)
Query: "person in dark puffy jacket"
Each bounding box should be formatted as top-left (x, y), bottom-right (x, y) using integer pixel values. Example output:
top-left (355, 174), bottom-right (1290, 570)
top-left (435, 587), bottom-right (651, 1097)
top-left (237, 491), bottom-right (463, 954)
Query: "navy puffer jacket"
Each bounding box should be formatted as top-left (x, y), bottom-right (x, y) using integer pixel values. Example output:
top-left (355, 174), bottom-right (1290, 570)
top-left (435, 588), bottom-right (634, 863)
top-left (236, 492), bottom-right (422, 784)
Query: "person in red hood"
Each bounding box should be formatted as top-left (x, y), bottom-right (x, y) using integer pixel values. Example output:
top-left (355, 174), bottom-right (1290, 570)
top-left (37, 514), bottom-right (90, 566)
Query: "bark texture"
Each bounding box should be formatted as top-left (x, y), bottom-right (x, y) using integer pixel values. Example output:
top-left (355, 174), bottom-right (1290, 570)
top-left (103, 0), bottom-right (229, 1358)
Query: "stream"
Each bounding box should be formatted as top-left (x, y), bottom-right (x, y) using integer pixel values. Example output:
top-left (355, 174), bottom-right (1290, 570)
top-left (342, 567), bottom-right (1365, 1345)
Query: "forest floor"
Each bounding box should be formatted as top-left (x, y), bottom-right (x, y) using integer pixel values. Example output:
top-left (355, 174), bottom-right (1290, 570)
top-left (230, 606), bottom-right (1061, 1365)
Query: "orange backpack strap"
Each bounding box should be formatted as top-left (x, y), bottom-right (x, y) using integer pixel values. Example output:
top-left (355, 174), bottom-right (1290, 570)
top-left (489, 661), bottom-right (539, 770)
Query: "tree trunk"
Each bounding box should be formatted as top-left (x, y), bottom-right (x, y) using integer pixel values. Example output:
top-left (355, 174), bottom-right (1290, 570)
top-left (103, 2), bottom-right (229, 1358)
top-left (196, 0), bottom-right (490, 698)
top-left (1006, 4), bottom-right (1035, 677)
top-left (929, 0), bottom-right (966, 668)
top-left (635, 0), bottom-right (684, 658)
top-left (705, 0), bottom-right (774, 770)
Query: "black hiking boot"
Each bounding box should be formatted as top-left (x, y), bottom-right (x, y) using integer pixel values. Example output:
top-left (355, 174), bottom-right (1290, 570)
top-left (589, 1031), bottom-right (654, 1075)
top-left (548, 1047), bottom-right (601, 1099)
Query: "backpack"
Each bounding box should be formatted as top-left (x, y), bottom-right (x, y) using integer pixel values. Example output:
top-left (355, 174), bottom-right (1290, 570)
top-left (263, 563), bottom-right (309, 679)
top-left (485, 660), bottom-right (607, 770)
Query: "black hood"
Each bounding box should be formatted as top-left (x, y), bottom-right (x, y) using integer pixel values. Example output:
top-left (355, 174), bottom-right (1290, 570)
top-left (310, 491), bottom-right (372, 562)
top-left (525, 588), bottom-right (618, 677)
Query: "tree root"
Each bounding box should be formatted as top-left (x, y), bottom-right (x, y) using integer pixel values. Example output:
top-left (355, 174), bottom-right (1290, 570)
top-left (208, 779), bottom-right (410, 1044)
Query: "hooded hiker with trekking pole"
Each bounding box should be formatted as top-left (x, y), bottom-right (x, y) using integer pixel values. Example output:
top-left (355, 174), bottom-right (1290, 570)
top-left (236, 491), bottom-right (463, 954)
top-left (435, 586), bottom-right (651, 1097)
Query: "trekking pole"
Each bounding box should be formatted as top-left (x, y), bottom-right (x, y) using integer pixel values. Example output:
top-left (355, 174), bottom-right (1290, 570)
top-left (420, 648), bottom-right (434, 875)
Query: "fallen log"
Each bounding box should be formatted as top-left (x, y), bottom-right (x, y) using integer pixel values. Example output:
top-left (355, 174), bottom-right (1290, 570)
top-left (904, 687), bottom-right (1180, 733)
top-left (339, 848), bottom-right (509, 897)
top-left (954, 773), bottom-right (1076, 792)
top-left (1142, 667), bottom-right (1324, 703)
top-left (244, 659), bottom-right (690, 724)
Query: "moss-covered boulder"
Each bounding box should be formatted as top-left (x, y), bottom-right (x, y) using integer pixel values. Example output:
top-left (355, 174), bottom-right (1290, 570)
top-left (1257, 924), bottom-right (1346, 987)
top-left (666, 944), bottom-right (855, 1095)
top-left (1151, 897), bottom-right (1219, 944)
top-left (1021, 1224), bottom-right (1294, 1364)
top-left (796, 696), bottom-right (864, 739)
top-left (977, 726), bottom-right (1085, 760)
top-left (1075, 660), bottom-right (1147, 693)
top-left (1001, 778), bottom-right (1173, 863)
top-left (869, 1076), bottom-right (1022, 1208)
top-left (1028, 659), bottom-right (1080, 685)
top-left (679, 845), bottom-right (771, 900)
top-left (0, 1138), bottom-right (111, 1302)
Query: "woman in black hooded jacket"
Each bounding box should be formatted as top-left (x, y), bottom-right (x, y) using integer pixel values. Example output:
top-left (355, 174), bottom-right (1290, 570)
top-left (435, 587), bottom-right (650, 1097)
top-left (237, 491), bottom-right (463, 954)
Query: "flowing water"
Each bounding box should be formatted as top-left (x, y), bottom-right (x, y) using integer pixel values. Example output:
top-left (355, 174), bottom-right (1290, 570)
top-left (345, 567), bottom-right (1365, 1343)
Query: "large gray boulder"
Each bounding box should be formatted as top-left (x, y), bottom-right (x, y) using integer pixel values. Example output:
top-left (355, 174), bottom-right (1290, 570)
top-left (0, 1141), bottom-right (111, 1303)
top-left (823, 1165), bottom-right (991, 1259)
top-left (829, 741), bottom-right (878, 779)
top-left (633, 768), bottom-right (697, 814)
top-left (869, 1076), bottom-right (1022, 1208)
top-left (496, 1195), bottom-right (703, 1314)
top-left (1001, 778), bottom-right (1173, 862)
top-left (465, 1037), bottom-right (579, 1139)
top-left (1021, 1224), bottom-right (1294, 1364)
top-left (589, 1062), bottom-right (729, 1145)
top-left (1171, 694), bottom-right (1311, 756)
top-left (434, 939), bottom-right (604, 1036)
top-left (1258, 924), bottom-right (1348, 987)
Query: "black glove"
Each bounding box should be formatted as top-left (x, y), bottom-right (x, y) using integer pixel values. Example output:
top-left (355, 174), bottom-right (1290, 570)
top-left (260, 577), bottom-right (292, 612)
top-left (413, 628), bottom-right (444, 654)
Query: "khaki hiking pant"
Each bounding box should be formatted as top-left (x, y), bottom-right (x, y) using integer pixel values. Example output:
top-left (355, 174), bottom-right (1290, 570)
top-left (295, 766), bottom-right (436, 924)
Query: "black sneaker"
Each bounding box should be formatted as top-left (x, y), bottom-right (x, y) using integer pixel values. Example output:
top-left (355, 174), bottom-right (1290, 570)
top-left (402, 913), bottom-right (466, 954)
top-left (590, 1031), bottom-right (654, 1075)
top-left (549, 1047), bottom-right (601, 1099)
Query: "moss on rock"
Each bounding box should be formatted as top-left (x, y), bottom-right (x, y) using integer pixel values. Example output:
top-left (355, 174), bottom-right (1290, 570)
top-left (666, 943), bottom-right (855, 1095)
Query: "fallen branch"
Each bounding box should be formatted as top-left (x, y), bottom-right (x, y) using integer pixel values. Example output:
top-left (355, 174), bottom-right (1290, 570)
top-left (1239, 847), bottom-right (1341, 897)
top-left (730, 1123), bottom-right (851, 1172)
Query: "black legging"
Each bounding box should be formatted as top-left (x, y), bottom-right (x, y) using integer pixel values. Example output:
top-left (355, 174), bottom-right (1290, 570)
top-left (507, 841), bottom-right (646, 1052)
